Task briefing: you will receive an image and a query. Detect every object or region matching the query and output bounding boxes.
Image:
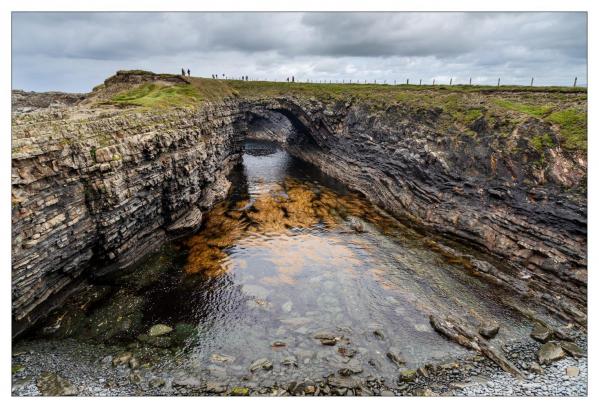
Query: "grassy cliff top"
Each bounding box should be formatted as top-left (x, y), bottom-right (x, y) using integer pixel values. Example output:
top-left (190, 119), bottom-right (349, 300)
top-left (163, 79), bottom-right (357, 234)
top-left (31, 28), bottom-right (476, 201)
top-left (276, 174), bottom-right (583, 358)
top-left (84, 71), bottom-right (590, 152)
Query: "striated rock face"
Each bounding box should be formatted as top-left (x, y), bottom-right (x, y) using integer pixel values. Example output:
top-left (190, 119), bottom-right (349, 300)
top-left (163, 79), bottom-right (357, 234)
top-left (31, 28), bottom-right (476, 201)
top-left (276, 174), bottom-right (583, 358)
top-left (244, 96), bottom-right (587, 325)
top-left (12, 102), bottom-right (244, 335)
top-left (12, 77), bottom-right (587, 335)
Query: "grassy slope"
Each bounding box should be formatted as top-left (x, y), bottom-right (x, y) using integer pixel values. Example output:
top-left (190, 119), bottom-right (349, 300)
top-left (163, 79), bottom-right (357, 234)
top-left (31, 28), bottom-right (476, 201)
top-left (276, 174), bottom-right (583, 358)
top-left (105, 75), bottom-right (587, 152)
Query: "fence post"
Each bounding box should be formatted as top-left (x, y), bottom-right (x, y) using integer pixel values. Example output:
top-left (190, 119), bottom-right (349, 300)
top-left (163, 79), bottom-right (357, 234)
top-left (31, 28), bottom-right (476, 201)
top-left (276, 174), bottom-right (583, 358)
top-left (531, 77), bottom-right (534, 87)
top-left (573, 77), bottom-right (577, 87)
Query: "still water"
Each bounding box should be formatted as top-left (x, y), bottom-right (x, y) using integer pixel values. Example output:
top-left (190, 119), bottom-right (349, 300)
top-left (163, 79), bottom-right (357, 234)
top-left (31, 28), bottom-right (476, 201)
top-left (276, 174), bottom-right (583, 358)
top-left (31, 140), bottom-right (540, 385)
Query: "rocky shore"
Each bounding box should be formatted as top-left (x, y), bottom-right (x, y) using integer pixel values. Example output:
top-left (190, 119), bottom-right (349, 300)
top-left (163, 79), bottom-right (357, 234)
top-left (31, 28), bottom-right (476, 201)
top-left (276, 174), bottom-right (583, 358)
top-left (12, 331), bottom-right (587, 396)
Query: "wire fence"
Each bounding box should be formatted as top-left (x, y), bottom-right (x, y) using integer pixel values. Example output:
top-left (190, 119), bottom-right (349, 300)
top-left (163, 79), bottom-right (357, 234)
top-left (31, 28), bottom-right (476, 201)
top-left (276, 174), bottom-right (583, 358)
top-left (207, 74), bottom-right (586, 88)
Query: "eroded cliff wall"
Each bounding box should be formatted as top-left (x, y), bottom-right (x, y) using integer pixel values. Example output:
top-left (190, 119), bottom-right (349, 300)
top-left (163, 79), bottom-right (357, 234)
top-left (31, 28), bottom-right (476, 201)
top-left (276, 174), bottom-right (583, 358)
top-left (12, 102), bottom-right (244, 334)
top-left (12, 73), bottom-right (587, 335)
top-left (246, 96), bottom-right (587, 325)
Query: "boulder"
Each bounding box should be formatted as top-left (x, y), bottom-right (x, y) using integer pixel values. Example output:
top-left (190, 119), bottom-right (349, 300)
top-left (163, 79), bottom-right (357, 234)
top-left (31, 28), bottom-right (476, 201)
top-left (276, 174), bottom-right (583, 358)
top-left (36, 372), bottom-right (77, 396)
top-left (230, 386), bottom-right (250, 396)
top-left (478, 322), bottom-right (500, 339)
top-left (538, 342), bottom-right (565, 364)
top-left (560, 341), bottom-right (585, 358)
top-left (530, 323), bottom-right (553, 343)
top-left (387, 347), bottom-right (406, 366)
top-left (249, 358), bottom-right (273, 372)
top-left (399, 369), bottom-right (417, 382)
top-left (148, 324), bottom-right (173, 337)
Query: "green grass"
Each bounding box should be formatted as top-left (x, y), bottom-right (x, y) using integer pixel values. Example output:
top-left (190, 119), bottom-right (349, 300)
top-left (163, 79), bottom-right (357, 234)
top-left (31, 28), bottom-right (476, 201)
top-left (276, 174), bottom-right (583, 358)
top-left (111, 83), bottom-right (202, 108)
top-left (494, 99), bottom-right (587, 151)
top-left (547, 109), bottom-right (587, 151)
top-left (530, 133), bottom-right (556, 151)
top-left (99, 72), bottom-right (587, 152)
top-left (493, 99), bottom-right (553, 117)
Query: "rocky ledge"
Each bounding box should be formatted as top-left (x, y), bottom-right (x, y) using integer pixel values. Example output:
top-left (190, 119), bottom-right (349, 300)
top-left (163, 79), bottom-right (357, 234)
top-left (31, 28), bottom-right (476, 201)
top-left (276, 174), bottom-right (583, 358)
top-left (12, 71), bottom-right (587, 338)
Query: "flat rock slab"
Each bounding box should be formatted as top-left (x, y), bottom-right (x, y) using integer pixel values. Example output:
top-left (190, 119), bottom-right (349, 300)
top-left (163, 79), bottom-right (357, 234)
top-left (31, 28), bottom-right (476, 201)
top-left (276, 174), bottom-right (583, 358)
top-left (36, 371), bottom-right (77, 396)
top-left (561, 341), bottom-right (585, 358)
top-left (531, 323), bottom-right (553, 343)
top-left (538, 342), bottom-right (565, 365)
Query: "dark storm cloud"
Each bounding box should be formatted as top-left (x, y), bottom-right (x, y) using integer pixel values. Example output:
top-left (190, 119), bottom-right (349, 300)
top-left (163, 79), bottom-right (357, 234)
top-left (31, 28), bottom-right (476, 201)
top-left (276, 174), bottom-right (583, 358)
top-left (11, 12), bottom-right (587, 92)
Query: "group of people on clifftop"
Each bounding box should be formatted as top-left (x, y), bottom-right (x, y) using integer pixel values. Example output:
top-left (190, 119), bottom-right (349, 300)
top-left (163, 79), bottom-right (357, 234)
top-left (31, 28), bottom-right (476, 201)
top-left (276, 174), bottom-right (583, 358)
top-left (210, 74), bottom-right (249, 80)
top-left (181, 68), bottom-right (190, 77)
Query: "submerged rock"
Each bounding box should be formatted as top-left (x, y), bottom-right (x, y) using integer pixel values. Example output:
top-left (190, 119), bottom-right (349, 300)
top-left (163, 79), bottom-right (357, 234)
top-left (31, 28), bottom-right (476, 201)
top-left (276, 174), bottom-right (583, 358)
top-left (249, 358), bottom-right (273, 372)
top-left (149, 324), bottom-right (173, 337)
top-left (399, 369), bottom-right (417, 382)
top-left (138, 334), bottom-right (172, 348)
top-left (170, 323), bottom-right (196, 346)
top-left (112, 351), bottom-right (133, 366)
top-left (230, 386), bottom-right (250, 396)
top-left (281, 355), bottom-right (298, 367)
top-left (211, 353), bottom-right (235, 364)
top-left (387, 347), bottom-right (406, 366)
top-left (314, 331), bottom-right (338, 345)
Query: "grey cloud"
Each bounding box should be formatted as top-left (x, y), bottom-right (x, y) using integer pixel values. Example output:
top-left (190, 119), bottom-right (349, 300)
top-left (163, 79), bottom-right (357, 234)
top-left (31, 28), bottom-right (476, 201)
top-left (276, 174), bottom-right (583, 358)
top-left (11, 12), bottom-right (587, 92)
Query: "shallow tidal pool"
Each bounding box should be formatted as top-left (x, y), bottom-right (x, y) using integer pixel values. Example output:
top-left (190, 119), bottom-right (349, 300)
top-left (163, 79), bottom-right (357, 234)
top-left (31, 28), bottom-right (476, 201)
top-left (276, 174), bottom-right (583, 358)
top-left (18, 139), bottom-right (551, 389)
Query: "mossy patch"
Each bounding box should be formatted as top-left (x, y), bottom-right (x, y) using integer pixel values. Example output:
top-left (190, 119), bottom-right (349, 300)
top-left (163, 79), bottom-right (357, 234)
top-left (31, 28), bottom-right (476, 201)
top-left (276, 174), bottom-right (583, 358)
top-left (494, 99), bottom-right (553, 117)
top-left (111, 83), bottom-right (202, 108)
top-left (547, 109), bottom-right (587, 151)
top-left (530, 133), bottom-right (555, 151)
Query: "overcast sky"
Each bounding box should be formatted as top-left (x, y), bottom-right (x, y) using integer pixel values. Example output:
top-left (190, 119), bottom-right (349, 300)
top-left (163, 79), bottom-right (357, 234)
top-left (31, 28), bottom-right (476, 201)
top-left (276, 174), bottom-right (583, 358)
top-left (12, 12), bottom-right (587, 92)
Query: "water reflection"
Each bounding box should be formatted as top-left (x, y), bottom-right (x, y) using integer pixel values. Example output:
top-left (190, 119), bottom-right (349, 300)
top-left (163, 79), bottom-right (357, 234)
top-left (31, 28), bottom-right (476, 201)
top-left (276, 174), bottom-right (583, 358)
top-left (138, 140), bottom-right (535, 382)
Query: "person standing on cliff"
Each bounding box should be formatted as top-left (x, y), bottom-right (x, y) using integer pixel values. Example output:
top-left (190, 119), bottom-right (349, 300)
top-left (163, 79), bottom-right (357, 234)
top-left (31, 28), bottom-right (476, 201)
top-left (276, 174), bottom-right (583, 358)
top-left (181, 68), bottom-right (185, 76)
top-left (187, 69), bottom-right (191, 77)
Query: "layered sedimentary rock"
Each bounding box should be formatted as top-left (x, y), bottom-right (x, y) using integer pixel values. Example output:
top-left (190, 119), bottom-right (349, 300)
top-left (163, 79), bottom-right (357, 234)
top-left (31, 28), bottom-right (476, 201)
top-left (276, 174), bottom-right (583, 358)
top-left (244, 96), bottom-right (587, 325)
top-left (12, 100), bottom-right (244, 335)
top-left (12, 73), bottom-right (587, 335)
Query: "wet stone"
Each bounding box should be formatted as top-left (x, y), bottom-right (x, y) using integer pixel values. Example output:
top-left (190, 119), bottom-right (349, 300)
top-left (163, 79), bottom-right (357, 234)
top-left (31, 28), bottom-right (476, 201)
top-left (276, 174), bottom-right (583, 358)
top-left (112, 351), bottom-right (133, 366)
top-left (281, 355), bottom-right (298, 367)
top-left (249, 358), bottom-right (273, 372)
top-left (36, 372), bottom-right (77, 396)
top-left (387, 347), bottom-right (406, 366)
top-left (565, 366), bottom-right (580, 377)
top-left (531, 323), bottom-right (553, 343)
top-left (211, 353), bottom-right (235, 363)
top-left (206, 382), bottom-right (228, 393)
top-left (149, 324), bottom-right (173, 337)
top-left (529, 362), bottom-right (544, 374)
top-left (561, 341), bottom-right (585, 358)
top-left (538, 342), bottom-right (565, 365)
top-left (338, 347), bottom-right (357, 358)
top-left (399, 369), bottom-right (417, 382)
top-left (314, 331), bottom-right (338, 346)
top-left (231, 386), bottom-right (250, 396)
top-left (149, 377), bottom-right (166, 388)
top-left (478, 322), bottom-right (500, 339)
